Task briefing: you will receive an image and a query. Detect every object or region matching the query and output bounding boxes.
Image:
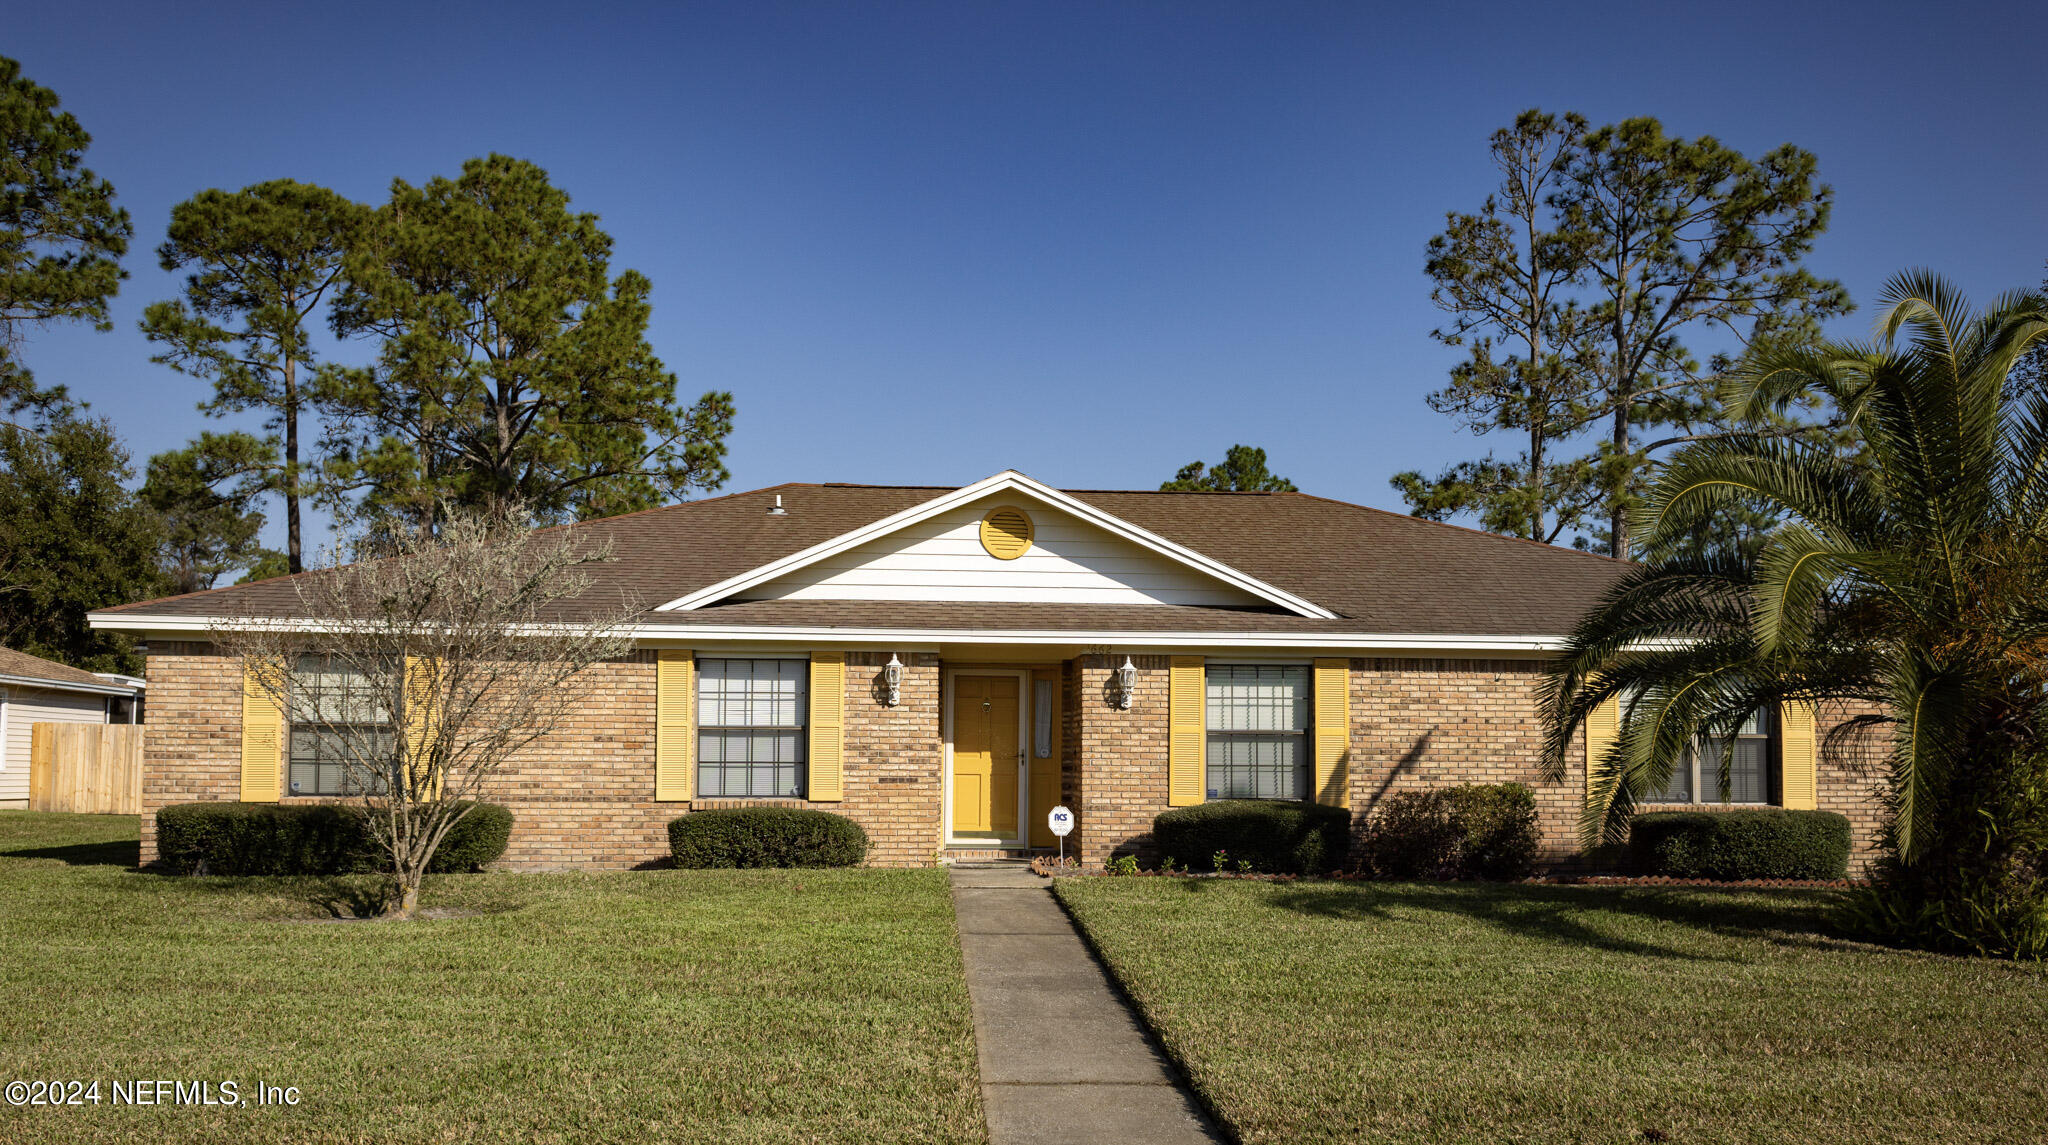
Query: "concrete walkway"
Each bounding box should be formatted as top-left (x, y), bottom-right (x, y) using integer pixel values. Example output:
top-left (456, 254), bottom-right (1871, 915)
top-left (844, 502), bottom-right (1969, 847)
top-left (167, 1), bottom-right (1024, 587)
top-left (949, 862), bottom-right (1224, 1145)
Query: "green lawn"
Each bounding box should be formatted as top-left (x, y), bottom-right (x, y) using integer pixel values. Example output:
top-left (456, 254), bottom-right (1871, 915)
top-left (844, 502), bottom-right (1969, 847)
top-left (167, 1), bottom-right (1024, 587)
top-left (0, 811), bottom-right (985, 1144)
top-left (1056, 877), bottom-right (2048, 1145)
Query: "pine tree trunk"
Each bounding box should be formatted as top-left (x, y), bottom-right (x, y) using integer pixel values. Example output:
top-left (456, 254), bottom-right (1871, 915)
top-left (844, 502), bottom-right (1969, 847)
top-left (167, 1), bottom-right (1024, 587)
top-left (1609, 392), bottom-right (1629, 558)
top-left (284, 354), bottom-right (303, 575)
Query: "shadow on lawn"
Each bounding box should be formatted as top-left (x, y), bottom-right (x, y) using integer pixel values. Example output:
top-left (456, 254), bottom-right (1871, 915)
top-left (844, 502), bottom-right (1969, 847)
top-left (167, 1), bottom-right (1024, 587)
top-left (0, 838), bottom-right (139, 867)
top-left (302, 877), bottom-right (396, 919)
top-left (1241, 880), bottom-right (1853, 960)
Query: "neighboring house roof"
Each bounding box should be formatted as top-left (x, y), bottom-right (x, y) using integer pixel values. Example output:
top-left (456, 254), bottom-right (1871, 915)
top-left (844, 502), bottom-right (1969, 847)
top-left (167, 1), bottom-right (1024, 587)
top-left (88, 472), bottom-right (1627, 645)
top-left (0, 647), bottom-right (142, 697)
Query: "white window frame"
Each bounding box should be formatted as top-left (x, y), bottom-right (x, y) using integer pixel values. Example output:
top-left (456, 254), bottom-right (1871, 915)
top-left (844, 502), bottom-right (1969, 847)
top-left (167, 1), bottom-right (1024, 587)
top-left (286, 654), bottom-right (396, 797)
top-left (695, 658), bottom-right (809, 799)
top-left (1646, 711), bottom-right (1775, 805)
top-left (1203, 663), bottom-right (1313, 802)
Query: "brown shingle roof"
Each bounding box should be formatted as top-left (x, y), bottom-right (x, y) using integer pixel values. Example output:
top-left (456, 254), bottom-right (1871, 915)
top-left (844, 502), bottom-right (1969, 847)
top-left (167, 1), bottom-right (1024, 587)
top-left (0, 646), bottom-right (128, 691)
top-left (94, 481), bottom-right (1627, 637)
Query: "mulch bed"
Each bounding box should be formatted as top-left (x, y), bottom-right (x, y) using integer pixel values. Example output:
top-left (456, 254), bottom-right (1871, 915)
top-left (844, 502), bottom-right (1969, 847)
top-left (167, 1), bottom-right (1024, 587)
top-left (1533, 874), bottom-right (1867, 889)
top-left (1030, 855), bottom-right (1863, 888)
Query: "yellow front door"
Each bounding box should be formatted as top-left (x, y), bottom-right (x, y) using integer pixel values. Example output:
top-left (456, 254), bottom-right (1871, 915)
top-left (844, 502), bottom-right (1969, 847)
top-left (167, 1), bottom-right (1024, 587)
top-left (952, 675), bottom-right (1019, 838)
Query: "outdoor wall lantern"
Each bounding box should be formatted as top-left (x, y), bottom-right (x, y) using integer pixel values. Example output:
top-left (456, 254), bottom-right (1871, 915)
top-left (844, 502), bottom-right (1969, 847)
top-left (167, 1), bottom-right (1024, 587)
top-left (1114, 656), bottom-right (1137, 710)
top-left (883, 653), bottom-right (903, 707)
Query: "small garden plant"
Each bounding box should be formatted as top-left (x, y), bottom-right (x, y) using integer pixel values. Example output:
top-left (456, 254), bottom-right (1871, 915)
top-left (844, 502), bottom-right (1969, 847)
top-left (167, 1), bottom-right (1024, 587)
top-left (1355, 783), bottom-right (1540, 880)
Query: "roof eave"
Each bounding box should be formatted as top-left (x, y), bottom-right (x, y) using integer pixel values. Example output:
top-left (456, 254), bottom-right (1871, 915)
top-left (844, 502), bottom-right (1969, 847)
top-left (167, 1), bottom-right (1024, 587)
top-left (87, 610), bottom-right (1570, 653)
top-left (0, 671), bottom-right (141, 697)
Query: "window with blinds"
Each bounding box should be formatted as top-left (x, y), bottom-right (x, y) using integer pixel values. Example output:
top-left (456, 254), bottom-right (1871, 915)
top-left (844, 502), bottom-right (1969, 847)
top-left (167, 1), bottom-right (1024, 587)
top-left (1646, 708), bottom-right (1773, 804)
top-left (1205, 664), bottom-right (1310, 801)
top-left (696, 659), bottom-right (808, 798)
top-left (287, 654), bottom-right (394, 796)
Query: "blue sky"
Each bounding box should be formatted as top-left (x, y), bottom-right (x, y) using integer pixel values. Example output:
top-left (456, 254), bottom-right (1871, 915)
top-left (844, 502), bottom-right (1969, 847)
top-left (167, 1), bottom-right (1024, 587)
top-left (7, 1), bottom-right (2045, 554)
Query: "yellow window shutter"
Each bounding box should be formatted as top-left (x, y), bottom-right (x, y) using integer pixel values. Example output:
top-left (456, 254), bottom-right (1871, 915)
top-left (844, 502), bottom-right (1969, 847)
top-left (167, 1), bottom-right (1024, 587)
top-left (1168, 656), bottom-right (1204, 807)
top-left (1313, 658), bottom-right (1350, 808)
top-left (404, 655), bottom-right (441, 797)
top-left (1780, 701), bottom-right (1817, 810)
top-left (240, 662), bottom-right (283, 802)
top-left (1584, 694), bottom-right (1621, 805)
top-left (655, 651), bottom-right (694, 801)
top-left (808, 652), bottom-right (845, 802)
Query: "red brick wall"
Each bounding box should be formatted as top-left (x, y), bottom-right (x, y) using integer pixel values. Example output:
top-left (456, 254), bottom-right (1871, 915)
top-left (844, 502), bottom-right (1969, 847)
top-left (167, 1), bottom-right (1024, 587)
top-left (138, 644), bottom-right (943, 870)
top-left (1069, 654), bottom-right (1171, 864)
top-left (1348, 657), bottom-right (1585, 866)
top-left (1059, 655), bottom-right (1892, 874)
top-left (1060, 659), bottom-right (1083, 811)
top-left (1063, 655), bottom-right (1585, 868)
top-left (835, 651), bottom-right (943, 866)
top-left (137, 644), bottom-right (1893, 873)
top-left (1346, 659), bottom-right (1892, 873)
top-left (138, 642), bottom-right (244, 865)
top-left (1816, 699), bottom-right (1891, 872)
top-left (477, 651), bottom-right (667, 868)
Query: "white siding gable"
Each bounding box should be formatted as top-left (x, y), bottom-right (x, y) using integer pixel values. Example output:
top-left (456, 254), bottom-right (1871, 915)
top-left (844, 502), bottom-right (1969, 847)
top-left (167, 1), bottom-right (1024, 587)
top-left (0, 686), bottom-right (107, 805)
top-left (740, 501), bottom-right (1268, 607)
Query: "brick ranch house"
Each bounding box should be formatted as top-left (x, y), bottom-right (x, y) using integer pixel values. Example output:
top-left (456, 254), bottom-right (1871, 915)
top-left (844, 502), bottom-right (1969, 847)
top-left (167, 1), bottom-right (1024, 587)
top-left (89, 470), bottom-right (1887, 872)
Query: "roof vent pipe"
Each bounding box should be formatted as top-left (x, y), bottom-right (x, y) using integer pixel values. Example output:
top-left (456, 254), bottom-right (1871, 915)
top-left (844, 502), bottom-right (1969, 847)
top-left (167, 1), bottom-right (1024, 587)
top-left (768, 494), bottom-right (787, 516)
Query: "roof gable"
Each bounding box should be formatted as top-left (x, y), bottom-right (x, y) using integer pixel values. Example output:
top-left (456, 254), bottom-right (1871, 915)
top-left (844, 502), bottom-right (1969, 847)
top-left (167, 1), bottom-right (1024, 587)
top-left (658, 471), bottom-right (1336, 618)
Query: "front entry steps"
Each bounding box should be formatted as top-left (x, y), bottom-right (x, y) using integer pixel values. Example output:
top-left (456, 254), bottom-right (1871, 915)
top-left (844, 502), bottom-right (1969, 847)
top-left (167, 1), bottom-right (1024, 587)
top-left (940, 847), bottom-right (1049, 865)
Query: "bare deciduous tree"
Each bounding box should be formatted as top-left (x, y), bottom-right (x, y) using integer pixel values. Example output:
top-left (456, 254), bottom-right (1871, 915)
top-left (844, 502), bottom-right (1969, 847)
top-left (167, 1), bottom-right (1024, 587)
top-left (214, 506), bottom-right (637, 917)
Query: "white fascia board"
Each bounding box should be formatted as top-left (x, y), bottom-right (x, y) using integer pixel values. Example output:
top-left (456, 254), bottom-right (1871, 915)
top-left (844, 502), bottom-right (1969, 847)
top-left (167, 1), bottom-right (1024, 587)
top-left (0, 672), bottom-right (141, 697)
top-left (90, 610), bottom-right (1565, 653)
top-left (652, 470), bottom-right (1339, 619)
top-left (609, 627), bottom-right (1568, 652)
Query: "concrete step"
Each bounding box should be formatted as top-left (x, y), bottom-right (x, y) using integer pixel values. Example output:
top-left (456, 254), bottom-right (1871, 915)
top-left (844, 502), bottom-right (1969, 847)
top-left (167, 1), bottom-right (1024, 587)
top-left (940, 849), bottom-right (1048, 864)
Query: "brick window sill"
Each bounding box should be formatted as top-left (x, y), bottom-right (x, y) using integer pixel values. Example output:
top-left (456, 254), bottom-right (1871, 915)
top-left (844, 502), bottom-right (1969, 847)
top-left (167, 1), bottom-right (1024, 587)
top-left (1638, 802), bottom-right (1780, 810)
top-left (689, 797), bottom-right (807, 811)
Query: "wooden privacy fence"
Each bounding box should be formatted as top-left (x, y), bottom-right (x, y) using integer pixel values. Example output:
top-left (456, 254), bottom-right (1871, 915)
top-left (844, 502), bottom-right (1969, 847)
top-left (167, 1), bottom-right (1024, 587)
top-left (29, 723), bottom-right (143, 814)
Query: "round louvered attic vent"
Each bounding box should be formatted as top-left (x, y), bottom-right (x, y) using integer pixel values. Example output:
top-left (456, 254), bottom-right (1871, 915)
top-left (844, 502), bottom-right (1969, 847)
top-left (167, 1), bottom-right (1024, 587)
top-left (979, 506), bottom-right (1034, 560)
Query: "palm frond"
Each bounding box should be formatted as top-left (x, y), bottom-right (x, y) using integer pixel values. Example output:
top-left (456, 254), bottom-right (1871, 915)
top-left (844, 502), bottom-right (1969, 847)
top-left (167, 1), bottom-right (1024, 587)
top-left (1548, 271), bottom-right (2048, 878)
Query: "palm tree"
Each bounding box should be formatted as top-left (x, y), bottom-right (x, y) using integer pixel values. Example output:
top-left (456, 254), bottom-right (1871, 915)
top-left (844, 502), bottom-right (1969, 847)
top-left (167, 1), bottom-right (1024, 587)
top-left (1540, 271), bottom-right (2048, 956)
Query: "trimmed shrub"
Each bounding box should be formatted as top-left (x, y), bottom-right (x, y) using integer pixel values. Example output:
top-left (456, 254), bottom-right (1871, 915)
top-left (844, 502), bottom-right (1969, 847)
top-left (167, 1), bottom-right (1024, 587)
top-left (153, 801), bottom-right (513, 876)
top-left (426, 803), bottom-right (516, 873)
top-left (1628, 809), bottom-right (1852, 880)
top-left (1152, 799), bottom-right (1350, 875)
top-left (1355, 783), bottom-right (1540, 880)
top-left (668, 808), bottom-right (869, 869)
top-left (156, 802), bottom-right (361, 876)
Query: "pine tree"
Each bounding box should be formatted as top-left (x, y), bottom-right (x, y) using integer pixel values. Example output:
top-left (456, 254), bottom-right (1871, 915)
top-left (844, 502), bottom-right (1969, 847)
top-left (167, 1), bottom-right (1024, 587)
top-left (1403, 110), bottom-right (1851, 556)
top-left (321, 155), bottom-right (734, 527)
top-left (0, 388), bottom-right (163, 672)
top-left (142, 180), bottom-right (365, 573)
top-left (1561, 117), bottom-right (1850, 555)
top-left (1395, 111), bottom-right (1601, 543)
top-left (1161, 445), bottom-right (1297, 492)
top-left (140, 432), bottom-right (276, 594)
top-left (0, 55), bottom-right (131, 399)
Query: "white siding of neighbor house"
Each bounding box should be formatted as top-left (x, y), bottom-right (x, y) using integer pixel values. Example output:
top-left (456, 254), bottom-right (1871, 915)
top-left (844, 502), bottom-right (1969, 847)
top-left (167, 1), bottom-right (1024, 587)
top-left (0, 686), bottom-right (108, 806)
top-left (740, 501), bottom-right (1268, 607)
